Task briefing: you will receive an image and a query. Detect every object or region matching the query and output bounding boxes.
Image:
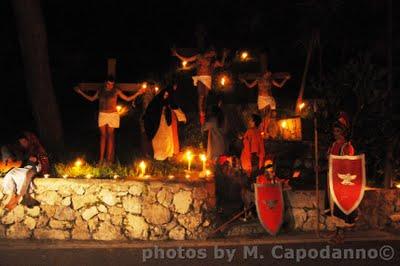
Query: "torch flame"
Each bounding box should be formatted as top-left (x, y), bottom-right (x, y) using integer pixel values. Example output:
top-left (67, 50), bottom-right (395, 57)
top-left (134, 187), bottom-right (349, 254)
top-left (241, 51), bottom-right (248, 60)
top-left (182, 61), bottom-right (188, 68)
top-left (142, 83), bottom-right (147, 89)
top-left (155, 86), bottom-right (159, 93)
top-left (298, 102), bottom-right (306, 111)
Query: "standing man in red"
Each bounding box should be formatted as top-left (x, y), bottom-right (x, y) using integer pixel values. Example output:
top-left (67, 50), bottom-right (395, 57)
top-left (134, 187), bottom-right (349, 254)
top-left (326, 112), bottom-right (358, 244)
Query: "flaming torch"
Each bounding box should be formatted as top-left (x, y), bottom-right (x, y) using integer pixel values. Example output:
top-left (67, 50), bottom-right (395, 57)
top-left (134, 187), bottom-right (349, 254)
top-left (240, 51), bottom-right (249, 61)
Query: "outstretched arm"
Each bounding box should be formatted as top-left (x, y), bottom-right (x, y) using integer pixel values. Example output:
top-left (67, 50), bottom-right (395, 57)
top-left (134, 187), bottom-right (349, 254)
top-left (213, 49), bottom-right (229, 68)
top-left (272, 74), bottom-right (291, 88)
top-left (74, 86), bottom-right (98, 102)
top-left (171, 48), bottom-right (198, 63)
top-left (117, 87), bottom-right (146, 102)
top-left (240, 79), bottom-right (258, 88)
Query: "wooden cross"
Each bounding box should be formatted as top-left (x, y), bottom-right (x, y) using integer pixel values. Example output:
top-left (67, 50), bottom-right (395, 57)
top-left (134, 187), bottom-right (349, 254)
top-left (76, 58), bottom-right (144, 92)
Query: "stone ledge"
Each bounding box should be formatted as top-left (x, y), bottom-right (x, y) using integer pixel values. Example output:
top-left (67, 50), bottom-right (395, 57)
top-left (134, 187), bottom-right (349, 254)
top-left (0, 177), bottom-right (216, 241)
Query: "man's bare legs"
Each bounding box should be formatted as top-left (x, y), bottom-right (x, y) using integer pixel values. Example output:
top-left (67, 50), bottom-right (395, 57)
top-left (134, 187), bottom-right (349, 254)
top-left (99, 126), bottom-right (107, 164)
top-left (106, 126), bottom-right (115, 163)
top-left (5, 169), bottom-right (35, 211)
top-left (197, 82), bottom-right (208, 125)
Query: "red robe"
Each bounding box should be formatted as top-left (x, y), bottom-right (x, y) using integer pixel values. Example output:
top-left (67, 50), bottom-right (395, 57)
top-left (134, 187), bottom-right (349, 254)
top-left (240, 128), bottom-right (265, 174)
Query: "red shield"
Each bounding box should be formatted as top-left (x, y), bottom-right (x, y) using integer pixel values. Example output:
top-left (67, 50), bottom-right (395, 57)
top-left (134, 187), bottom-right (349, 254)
top-left (329, 154), bottom-right (366, 215)
top-left (255, 182), bottom-right (284, 236)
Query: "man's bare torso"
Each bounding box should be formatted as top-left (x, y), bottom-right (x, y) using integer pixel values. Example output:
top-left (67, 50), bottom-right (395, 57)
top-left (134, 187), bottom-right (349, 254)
top-left (99, 87), bottom-right (118, 113)
top-left (257, 78), bottom-right (273, 96)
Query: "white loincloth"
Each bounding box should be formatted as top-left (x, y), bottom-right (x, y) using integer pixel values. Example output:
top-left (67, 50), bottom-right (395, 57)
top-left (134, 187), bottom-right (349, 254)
top-left (258, 95), bottom-right (276, 110)
top-left (2, 167), bottom-right (36, 195)
top-left (192, 75), bottom-right (212, 90)
top-left (98, 112), bottom-right (120, 128)
top-left (152, 108), bottom-right (174, 161)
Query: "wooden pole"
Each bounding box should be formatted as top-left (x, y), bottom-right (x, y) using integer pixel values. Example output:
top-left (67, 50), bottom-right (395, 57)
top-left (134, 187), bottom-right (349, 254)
top-left (296, 31), bottom-right (315, 113)
top-left (313, 100), bottom-right (320, 237)
top-left (107, 58), bottom-right (116, 78)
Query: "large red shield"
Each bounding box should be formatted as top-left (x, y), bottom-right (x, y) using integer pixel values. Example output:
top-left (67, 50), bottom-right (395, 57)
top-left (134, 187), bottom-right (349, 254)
top-left (329, 154), bottom-right (366, 215)
top-left (255, 182), bottom-right (284, 236)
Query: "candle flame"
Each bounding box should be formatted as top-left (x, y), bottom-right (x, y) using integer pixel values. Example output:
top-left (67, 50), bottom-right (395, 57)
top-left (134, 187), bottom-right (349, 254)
top-left (220, 77), bottom-right (226, 86)
top-left (155, 86), bottom-right (159, 93)
top-left (113, 174), bottom-right (119, 180)
top-left (241, 51), bottom-right (248, 60)
top-left (182, 61), bottom-right (188, 68)
top-left (139, 161), bottom-right (146, 176)
top-left (205, 170), bottom-right (212, 177)
top-left (142, 83), bottom-right (147, 89)
top-left (74, 159), bottom-right (83, 167)
top-left (44, 174), bottom-right (50, 178)
top-left (62, 174), bottom-right (68, 179)
top-left (396, 183), bottom-right (400, 189)
top-left (85, 174), bottom-right (93, 179)
top-left (200, 153), bottom-right (207, 162)
top-left (185, 150), bottom-right (194, 161)
top-left (116, 105), bottom-right (122, 112)
top-left (281, 120), bottom-right (288, 129)
top-left (168, 175), bottom-right (175, 180)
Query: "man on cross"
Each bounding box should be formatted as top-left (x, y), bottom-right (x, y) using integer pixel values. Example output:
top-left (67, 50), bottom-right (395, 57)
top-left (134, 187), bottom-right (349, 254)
top-left (74, 75), bottom-right (146, 164)
top-left (172, 47), bottom-right (228, 125)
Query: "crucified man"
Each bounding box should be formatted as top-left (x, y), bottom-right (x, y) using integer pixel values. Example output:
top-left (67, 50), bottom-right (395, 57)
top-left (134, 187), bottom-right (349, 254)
top-left (172, 48), bottom-right (228, 125)
top-left (74, 76), bottom-right (146, 164)
top-left (240, 70), bottom-right (290, 137)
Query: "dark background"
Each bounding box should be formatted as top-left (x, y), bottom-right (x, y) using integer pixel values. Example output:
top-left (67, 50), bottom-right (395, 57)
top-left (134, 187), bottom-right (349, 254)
top-left (0, 0), bottom-right (396, 162)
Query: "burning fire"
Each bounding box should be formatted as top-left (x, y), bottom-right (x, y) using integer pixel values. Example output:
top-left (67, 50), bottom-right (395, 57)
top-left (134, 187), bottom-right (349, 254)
top-left (182, 61), bottom-right (188, 68)
top-left (142, 83), bottom-right (147, 89)
top-left (220, 76), bottom-right (226, 86)
top-left (280, 120), bottom-right (288, 129)
top-left (74, 159), bottom-right (83, 168)
top-left (139, 161), bottom-right (147, 176)
top-left (298, 102), bottom-right (306, 111)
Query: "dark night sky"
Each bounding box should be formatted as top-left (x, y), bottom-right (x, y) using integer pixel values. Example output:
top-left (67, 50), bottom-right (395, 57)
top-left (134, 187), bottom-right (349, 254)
top-left (0, 0), bottom-right (396, 160)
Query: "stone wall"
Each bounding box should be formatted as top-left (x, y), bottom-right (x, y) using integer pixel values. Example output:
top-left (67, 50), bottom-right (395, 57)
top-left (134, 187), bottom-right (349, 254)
top-left (0, 178), bottom-right (216, 240)
top-left (284, 189), bottom-right (400, 232)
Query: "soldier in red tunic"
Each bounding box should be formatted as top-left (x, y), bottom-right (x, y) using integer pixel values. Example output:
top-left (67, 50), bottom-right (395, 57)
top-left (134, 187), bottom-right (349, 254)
top-left (326, 112), bottom-right (358, 244)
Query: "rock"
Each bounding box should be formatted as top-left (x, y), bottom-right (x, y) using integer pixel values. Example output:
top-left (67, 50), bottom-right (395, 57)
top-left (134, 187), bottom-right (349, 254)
top-left (290, 208), bottom-right (307, 230)
top-left (36, 191), bottom-right (61, 205)
top-left (88, 216), bottom-right (99, 232)
top-left (49, 219), bottom-right (72, 230)
top-left (202, 219), bottom-right (210, 227)
top-left (82, 206), bottom-right (98, 221)
top-left (168, 226), bottom-right (186, 240)
top-left (26, 206), bottom-right (40, 217)
top-left (164, 220), bottom-right (178, 231)
top-left (97, 204), bottom-right (108, 213)
top-left (62, 197), bottom-right (71, 206)
top-left (24, 216), bottom-right (37, 230)
top-left (98, 213), bottom-right (111, 221)
top-left (111, 215), bottom-right (123, 226)
top-left (193, 187), bottom-right (208, 200)
top-left (124, 214), bottom-right (149, 240)
top-left (36, 215), bottom-right (50, 228)
top-left (93, 222), bottom-right (124, 241)
top-left (108, 206), bottom-right (125, 216)
top-left (58, 187), bottom-right (73, 197)
top-left (128, 184), bottom-right (145, 196)
top-left (285, 191), bottom-right (321, 209)
top-left (72, 186), bottom-right (85, 195)
top-left (390, 212), bottom-right (400, 222)
top-left (193, 199), bottom-right (203, 213)
top-left (142, 204), bottom-right (171, 225)
top-left (325, 215), bottom-right (347, 231)
top-left (54, 206), bottom-right (76, 221)
top-left (72, 195), bottom-right (98, 210)
top-left (1, 205), bottom-right (25, 224)
top-left (177, 213), bottom-right (202, 231)
top-left (0, 225), bottom-right (5, 238)
top-left (157, 188), bottom-right (173, 207)
top-left (117, 192), bottom-right (128, 196)
top-left (33, 229), bottom-right (70, 240)
top-left (6, 223), bottom-right (31, 239)
top-left (122, 196), bottom-right (142, 214)
top-left (41, 205), bottom-right (57, 217)
top-left (173, 191), bottom-right (193, 214)
top-left (72, 223), bottom-right (91, 240)
top-left (99, 189), bottom-right (118, 206)
top-left (0, 190), bottom-right (3, 200)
